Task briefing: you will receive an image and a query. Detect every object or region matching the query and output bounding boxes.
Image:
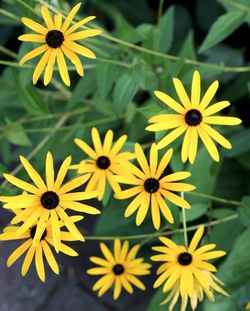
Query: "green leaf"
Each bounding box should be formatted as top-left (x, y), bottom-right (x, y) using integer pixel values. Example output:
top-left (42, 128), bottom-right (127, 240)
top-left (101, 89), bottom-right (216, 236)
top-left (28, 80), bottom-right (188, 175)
top-left (13, 67), bottom-right (47, 116)
top-left (238, 196), bottom-right (250, 227)
top-left (113, 74), bottom-right (138, 115)
top-left (137, 104), bottom-right (167, 119)
top-left (129, 63), bottom-right (146, 89)
top-left (216, 227), bottom-right (250, 290)
top-left (199, 11), bottom-right (246, 53)
top-left (180, 203), bottom-right (208, 222)
top-left (225, 129), bottom-right (250, 158)
top-left (185, 147), bottom-right (221, 205)
top-left (6, 124), bottom-right (31, 146)
top-left (154, 6), bottom-right (175, 53)
top-left (67, 74), bottom-right (95, 109)
top-left (96, 62), bottom-right (120, 98)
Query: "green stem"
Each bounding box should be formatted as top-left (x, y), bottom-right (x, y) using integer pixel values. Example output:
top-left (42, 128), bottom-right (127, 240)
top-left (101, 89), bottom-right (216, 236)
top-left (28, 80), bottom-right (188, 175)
top-left (188, 191), bottom-right (240, 206)
top-left (23, 115), bottom-right (123, 133)
top-left (84, 214), bottom-right (238, 241)
top-left (181, 192), bottom-right (188, 247)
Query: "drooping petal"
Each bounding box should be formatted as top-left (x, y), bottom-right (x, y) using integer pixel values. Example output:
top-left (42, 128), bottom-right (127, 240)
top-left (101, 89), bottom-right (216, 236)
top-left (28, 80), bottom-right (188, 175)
top-left (19, 44), bottom-right (48, 65)
top-left (61, 45), bottom-right (84, 76)
top-left (32, 49), bottom-right (51, 85)
top-left (56, 48), bottom-right (71, 86)
top-left (63, 41), bottom-right (96, 59)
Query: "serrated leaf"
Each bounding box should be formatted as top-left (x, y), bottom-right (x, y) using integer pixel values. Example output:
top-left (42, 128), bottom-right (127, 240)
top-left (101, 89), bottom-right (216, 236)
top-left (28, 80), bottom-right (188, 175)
top-left (113, 74), bottom-right (138, 115)
top-left (199, 11), bottom-right (245, 53)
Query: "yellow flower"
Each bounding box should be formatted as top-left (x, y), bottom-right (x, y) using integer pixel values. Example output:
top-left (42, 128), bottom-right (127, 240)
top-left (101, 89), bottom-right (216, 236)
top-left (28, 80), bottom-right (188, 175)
top-left (151, 226), bottom-right (228, 311)
top-left (114, 143), bottom-right (195, 229)
top-left (87, 239), bottom-right (151, 300)
top-left (0, 152), bottom-right (99, 252)
top-left (0, 213), bottom-right (81, 282)
top-left (71, 127), bottom-right (134, 201)
top-left (146, 71), bottom-right (242, 163)
top-left (18, 3), bottom-right (101, 86)
top-left (246, 302), bottom-right (250, 309)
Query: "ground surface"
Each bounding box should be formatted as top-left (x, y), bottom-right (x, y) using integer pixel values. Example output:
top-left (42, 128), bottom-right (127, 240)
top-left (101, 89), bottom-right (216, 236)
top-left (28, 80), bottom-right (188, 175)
top-left (0, 209), bottom-right (153, 311)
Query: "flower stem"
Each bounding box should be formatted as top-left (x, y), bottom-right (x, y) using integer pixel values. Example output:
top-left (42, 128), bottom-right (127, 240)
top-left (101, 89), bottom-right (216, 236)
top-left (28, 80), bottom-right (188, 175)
top-left (181, 192), bottom-right (188, 247)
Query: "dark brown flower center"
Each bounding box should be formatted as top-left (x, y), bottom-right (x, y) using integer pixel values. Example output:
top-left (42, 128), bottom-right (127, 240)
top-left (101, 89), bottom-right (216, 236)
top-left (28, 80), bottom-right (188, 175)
top-left (178, 252), bottom-right (193, 266)
top-left (185, 109), bottom-right (202, 126)
top-left (144, 178), bottom-right (159, 193)
top-left (112, 264), bottom-right (124, 275)
top-left (46, 30), bottom-right (64, 48)
top-left (41, 191), bottom-right (59, 209)
top-left (30, 225), bottom-right (46, 240)
top-left (96, 156), bottom-right (111, 169)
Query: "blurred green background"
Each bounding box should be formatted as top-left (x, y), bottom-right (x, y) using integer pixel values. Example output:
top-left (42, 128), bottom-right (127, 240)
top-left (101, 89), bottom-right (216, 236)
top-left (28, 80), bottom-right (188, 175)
top-left (0, 0), bottom-right (250, 310)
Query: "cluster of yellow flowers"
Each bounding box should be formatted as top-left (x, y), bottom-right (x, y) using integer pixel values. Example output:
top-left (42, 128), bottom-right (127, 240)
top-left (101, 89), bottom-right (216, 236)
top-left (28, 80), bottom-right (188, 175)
top-left (0, 3), bottom-right (245, 311)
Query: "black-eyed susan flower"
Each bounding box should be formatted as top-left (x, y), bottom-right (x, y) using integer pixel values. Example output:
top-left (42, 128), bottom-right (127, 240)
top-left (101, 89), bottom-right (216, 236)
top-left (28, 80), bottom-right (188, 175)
top-left (0, 213), bottom-right (82, 282)
top-left (0, 152), bottom-right (99, 252)
top-left (87, 239), bottom-right (151, 300)
top-left (114, 143), bottom-right (195, 229)
top-left (71, 127), bottom-right (134, 201)
top-left (18, 3), bottom-right (101, 86)
top-left (146, 71), bottom-right (242, 164)
top-left (151, 225), bottom-right (228, 311)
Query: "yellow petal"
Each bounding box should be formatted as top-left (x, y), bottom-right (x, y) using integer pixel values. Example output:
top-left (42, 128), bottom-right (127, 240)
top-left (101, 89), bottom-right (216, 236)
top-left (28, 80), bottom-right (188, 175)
top-left (188, 225), bottom-right (204, 253)
top-left (203, 116), bottom-right (242, 126)
top-left (66, 29), bottom-right (102, 41)
top-left (61, 3), bottom-right (82, 33)
top-left (44, 49), bottom-right (57, 86)
top-left (200, 123), bottom-right (232, 149)
top-left (21, 244), bottom-right (36, 276)
top-left (197, 126), bottom-right (220, 162)
top-left (61, 45), bottom-right (84, 76)
top-left (7, 239), bottom-right (31, 267)
top-left (35, 243), bottom-right (45, 282)
top-left (199, 80), bottom-right (219, 110)
top-left (65, 16), bottom-right (96, 35)
top-left (42, 240), bottom-right (59, 274)
top-left (19, 44), bottom-right (48, 65)
top-left (56, 48), bottom-right (71, 86)
top-left (74, 138), bottom-right (97, 159)
top-left (63, 41), bottom-right (96, 59)
top-left (53, 156), bottom-right (72, 191)
top-left (191, 71), bottom-right (201, 109)
top-left (135, 143), bottom-right (150, 176)
top-left (173, 78), bottom-right (191, 109)
top-left (154, 90), bottom-right (186, 114)
top-left (202, 101), bottom-right (230, 116)
top-left (20, 155), bottom-right (47, 191)
top-left (18, 34), bottom-right (45, 42)
top-left (41, 5), bottom-right (54, 30)
top-left (21, 17), bottom-right (47, 35)
top-left (189, 126), bottom-right (198, 164)
top-left (32, 48), bottom-right (51, 85)
top-left (157, 125), bottom-right (188, 150)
